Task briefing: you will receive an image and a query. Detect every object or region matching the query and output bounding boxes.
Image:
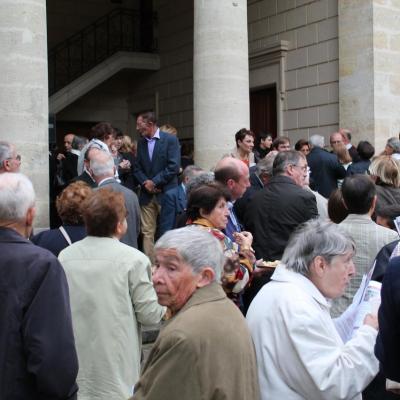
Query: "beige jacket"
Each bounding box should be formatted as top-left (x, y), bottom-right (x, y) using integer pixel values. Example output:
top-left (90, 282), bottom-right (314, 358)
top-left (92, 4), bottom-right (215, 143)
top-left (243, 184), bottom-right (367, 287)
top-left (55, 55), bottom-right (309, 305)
top-left (59, 236), bottom-right (165, 400)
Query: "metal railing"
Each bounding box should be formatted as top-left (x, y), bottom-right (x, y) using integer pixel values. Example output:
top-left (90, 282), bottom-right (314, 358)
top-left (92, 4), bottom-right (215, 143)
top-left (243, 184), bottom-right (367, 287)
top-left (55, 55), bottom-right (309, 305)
top-left (48, 8), bottom-right (157, 95)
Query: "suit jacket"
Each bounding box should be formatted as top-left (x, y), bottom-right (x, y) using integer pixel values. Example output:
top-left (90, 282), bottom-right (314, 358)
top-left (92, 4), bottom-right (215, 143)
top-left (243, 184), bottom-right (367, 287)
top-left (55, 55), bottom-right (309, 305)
top-left (158, 184), bottom-right (186, 236)
top-left (97, 178), bottom-right (141, 248)
top-left (0, 227), bottom-right (78, 400)
top-left (244, 175), bottom-right (318, 261)
top-left (375, 256), bottom-right (400, 382)
top-left (133, 282), bottom-right (260, 400)
top-left (71, 170), bottom-right (97, 188)
top-left (331, 214), bottom-right (399, 317)
top-left (134, 131), bottom-right (180, 206)
top-left (307, 147), bottom-right (346, 198)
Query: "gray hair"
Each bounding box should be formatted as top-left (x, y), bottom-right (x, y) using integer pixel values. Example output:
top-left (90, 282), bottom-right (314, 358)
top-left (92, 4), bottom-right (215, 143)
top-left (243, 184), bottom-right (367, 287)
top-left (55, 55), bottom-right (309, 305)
top-left (0, 173), bottom-right (35, 220)
top-left (387, 137), bottom-right (400, 153)
top-left (256, 153), bottom-right (276, 176)
top-left (182, 165), bottom-right (203, 181)
top-left (309, 135), bottom-right (325, 148)
top-left (72, 135), bottom-right (87, 151)
top-left (273, 150), bottom-right (304, 176)
top-left (282, 218), bottom-right (355, 277)
top-left (90, 151), bottom-right (114, 177)
top-left (0, 141), bottom-right (13, 167)
top-left (155, 226), bottom-right (224, 281)
top-left (186, 171), bottom-right (215, 196)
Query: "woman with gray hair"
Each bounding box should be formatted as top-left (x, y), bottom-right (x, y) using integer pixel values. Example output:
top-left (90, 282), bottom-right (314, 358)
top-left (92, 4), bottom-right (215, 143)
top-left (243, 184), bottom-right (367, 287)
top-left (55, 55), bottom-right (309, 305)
top-left (247, 218), bottom-right (379, 400)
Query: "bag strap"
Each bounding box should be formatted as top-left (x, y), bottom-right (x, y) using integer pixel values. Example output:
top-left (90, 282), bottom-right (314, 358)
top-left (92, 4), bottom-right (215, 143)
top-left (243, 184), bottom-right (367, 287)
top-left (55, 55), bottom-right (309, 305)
top-left (59, 226), bottom-right (72, 246)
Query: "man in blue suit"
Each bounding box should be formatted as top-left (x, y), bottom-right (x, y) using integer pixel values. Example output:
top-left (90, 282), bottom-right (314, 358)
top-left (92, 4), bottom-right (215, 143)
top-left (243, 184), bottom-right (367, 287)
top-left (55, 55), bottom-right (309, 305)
top-left (134, 111), bottom-right (180, 262)
top-left (307, 134), bottom-right (346, 199)
top-left (158, 165), bottom-right (203, 236)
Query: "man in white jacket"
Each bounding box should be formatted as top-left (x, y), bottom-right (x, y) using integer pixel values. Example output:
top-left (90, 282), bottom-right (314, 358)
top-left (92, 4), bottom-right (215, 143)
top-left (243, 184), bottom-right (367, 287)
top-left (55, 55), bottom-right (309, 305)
top-left (247, 218), bottom-right (379, 400)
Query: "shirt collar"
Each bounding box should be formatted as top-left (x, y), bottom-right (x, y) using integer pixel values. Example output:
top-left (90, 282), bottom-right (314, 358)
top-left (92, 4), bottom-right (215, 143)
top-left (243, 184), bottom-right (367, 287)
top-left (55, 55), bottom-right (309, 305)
top-left (145, 128), bottom-right (160, 142)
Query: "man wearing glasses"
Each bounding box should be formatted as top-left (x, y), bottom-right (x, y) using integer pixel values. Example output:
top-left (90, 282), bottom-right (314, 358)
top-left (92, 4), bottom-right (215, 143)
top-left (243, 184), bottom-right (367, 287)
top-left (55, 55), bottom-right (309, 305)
top-left (0, 141), bottom-right (21, 173)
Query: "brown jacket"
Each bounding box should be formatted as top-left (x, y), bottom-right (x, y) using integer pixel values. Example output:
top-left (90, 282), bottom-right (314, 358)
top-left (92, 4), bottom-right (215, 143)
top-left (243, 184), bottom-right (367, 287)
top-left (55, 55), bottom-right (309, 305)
top-left (133, 282), bottom-right (260, 400)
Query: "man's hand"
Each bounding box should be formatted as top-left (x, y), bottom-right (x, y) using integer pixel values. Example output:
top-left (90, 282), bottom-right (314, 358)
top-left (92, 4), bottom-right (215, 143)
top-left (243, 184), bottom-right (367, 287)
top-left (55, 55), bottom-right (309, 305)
top-left (56, 153), bottom-right (65, 161)
top-left (143, 180), bottom-right (156, 193)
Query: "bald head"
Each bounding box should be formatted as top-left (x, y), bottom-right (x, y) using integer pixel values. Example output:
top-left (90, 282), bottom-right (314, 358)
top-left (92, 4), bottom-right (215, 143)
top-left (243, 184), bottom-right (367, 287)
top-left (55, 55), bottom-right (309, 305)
top-left (214, 157), bottom-right (250, 200)
top-left (89, 150), bottom-right (115, 182)
top-left (330, 132), bottom-right (344, 150)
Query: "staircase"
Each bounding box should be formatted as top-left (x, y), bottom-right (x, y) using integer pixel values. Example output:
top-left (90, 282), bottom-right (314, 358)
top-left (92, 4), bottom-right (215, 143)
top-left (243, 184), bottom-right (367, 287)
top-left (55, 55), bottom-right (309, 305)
top-left (48, 8), bottom-right (160, 113)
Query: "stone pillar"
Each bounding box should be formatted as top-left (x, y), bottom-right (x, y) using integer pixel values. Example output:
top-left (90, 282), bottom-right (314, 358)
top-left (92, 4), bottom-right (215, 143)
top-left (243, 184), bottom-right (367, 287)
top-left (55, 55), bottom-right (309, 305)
top-left (0, 0), bottom-right (49, 228)
top-left (339, 0), bottom-right (400, 152)
top-left (193, 0), bottom-right (250, 169)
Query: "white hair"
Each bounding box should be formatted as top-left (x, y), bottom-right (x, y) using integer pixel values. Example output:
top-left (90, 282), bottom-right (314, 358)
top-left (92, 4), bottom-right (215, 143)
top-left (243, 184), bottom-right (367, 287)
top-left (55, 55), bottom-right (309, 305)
top-left (0, 173), bottom-right (35, 220)
top-left (0, 141), bottom-right (13, 167)
top-left (282, 219), bottom-right (355, 277)
top-left (90, 151), bottom-right (114, 177)
top-left (309, 135), bottom-right (325, 148)
top-left (155, 226), bottom-right (224, 282)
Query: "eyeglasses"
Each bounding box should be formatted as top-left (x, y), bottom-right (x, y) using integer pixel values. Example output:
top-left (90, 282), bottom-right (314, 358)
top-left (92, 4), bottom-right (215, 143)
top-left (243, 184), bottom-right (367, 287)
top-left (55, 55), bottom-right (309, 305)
top-left (291, 164), bottom-right (308, 172)
top-left (7, 154), bottom-right (21, 162)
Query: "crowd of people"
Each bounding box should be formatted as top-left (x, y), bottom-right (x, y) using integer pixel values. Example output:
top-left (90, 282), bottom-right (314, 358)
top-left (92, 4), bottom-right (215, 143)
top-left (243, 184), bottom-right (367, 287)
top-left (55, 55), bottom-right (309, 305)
top-left (2, 119), bottom-right (400, 399)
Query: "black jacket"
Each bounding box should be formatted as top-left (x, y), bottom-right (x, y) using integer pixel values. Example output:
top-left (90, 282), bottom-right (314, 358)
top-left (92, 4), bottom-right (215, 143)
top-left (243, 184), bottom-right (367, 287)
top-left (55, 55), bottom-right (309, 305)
top-left (375, 256), bottom-right (400, 382)
top-left (0, 227), bottom-right (78, 400)
top-left (244, 175), bottom-right (318, 261)
top-left (307, 147), bottom-right (346, 198)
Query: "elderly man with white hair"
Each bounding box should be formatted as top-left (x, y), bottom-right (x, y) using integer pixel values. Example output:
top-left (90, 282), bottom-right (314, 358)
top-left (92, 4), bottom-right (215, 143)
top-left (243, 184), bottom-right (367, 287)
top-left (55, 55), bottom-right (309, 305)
top-left (132, 226), bottom-right (260, 400)
top-left (247, 219), bottom-right (379, 400)
top-left (90, 149), bottom-right (140, 248)
top-left (0, 173), bottom-right (78, 399)
top-left (0, 140), bottom-right (21, 173)
top-left (307, 134), bottom-right (346, 198)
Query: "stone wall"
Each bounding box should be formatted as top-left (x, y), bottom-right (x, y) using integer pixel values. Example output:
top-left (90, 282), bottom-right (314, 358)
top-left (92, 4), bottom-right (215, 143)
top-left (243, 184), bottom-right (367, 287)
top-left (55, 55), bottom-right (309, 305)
top-left (248, 0), bottom-right (339, 144)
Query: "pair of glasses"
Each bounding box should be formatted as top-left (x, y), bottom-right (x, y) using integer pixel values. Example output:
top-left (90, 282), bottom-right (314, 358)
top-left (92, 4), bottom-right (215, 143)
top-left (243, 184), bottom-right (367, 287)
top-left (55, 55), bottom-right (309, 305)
top-left (7, 155), bottom-right (21, 161)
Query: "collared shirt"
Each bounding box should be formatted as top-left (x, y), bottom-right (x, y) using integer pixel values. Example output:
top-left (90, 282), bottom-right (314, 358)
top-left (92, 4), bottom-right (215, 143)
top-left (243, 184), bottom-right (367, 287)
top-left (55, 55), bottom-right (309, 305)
top-left (346, 143), bottom-right (352, 150)
top-left (145, 128), bottom-right (160, 161)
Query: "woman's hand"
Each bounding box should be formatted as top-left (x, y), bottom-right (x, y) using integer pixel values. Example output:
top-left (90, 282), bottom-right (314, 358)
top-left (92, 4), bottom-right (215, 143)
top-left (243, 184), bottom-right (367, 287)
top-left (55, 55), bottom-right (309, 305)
top-left (233, 231), bottom-right (253, 248)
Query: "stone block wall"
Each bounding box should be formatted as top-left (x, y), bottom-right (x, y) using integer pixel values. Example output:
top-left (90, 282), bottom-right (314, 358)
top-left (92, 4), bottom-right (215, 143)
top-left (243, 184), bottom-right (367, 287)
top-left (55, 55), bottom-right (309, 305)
top-left (248, 0), bottom-right (339, 144)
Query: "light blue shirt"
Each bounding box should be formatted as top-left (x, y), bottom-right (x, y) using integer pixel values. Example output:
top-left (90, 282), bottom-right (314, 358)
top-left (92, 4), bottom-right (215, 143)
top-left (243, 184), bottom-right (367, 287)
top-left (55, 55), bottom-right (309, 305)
top-left (145, 128), bottom-right (160, 161)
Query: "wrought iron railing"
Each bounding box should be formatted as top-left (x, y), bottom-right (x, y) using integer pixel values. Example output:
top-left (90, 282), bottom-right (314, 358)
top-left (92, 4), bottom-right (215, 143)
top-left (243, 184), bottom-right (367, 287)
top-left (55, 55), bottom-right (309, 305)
top-left (48, 8), bottom-right (157, 95)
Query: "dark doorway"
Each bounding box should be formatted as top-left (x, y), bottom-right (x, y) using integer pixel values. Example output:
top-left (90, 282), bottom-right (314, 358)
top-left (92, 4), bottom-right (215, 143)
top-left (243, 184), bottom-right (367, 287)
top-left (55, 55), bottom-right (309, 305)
top-left (250, 86), bottom-right (277, 139)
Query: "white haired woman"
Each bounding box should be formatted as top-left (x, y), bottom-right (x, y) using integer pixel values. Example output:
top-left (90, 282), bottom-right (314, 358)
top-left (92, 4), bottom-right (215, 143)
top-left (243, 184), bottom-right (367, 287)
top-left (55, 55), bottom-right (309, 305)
top-left (247, 219), bottom-right (379, 400)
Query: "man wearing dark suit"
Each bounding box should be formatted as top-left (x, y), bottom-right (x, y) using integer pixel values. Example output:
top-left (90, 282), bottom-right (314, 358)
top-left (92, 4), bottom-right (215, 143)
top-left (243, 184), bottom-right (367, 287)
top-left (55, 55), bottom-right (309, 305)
top-left (234, 155), bottom-right (276, 226)
top-left (71, 146), bottom-right (98, 188)
top-left (134, 111), bottom-right (180, 262)
top-left (340, 129), bottom-right (361, 162)
top-left (91, 151), bottom-right (141, 249)
top-left (245, 150), bottom-right (318, 262)
top-left (158, 165), bottom-right (203, 236)
top-left (307, 134), bottom-right (346, 198)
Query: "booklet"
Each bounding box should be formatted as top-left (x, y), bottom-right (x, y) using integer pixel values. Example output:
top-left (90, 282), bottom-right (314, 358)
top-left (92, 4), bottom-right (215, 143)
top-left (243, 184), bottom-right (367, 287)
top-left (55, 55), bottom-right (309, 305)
top-left (334, 262), bottom-right (381, 343)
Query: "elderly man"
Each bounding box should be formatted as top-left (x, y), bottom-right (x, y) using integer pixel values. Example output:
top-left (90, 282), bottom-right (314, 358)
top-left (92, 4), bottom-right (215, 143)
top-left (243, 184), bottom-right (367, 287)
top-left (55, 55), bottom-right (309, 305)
top-left (56, 133), bottom-right (79, 184)
top-left (132, 227), bottom-right (260, 400)
top-left (0, 140), bottom-right (21, 172)
top-left (340, 128), bottom-right (361, 162)
top-left (90, 150), bottom-right (141, 248)
top-left (247, 219), bottom-right (379, 400)
top-left (307, 134), bottom-right (346, 198)
top-left (245, 150), bottom-right (318, 262)
top-left (214, 156), bottom-right (251, 241)
top-left (0, 173), bottom-right (78, 399)
top-left (134, 111), bottom-right (180, 263)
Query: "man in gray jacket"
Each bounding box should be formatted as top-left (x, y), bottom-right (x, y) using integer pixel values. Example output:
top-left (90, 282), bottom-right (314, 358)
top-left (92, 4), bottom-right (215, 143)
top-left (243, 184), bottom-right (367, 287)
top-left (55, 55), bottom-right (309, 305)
top-left (90, 150), bottom-right (141, 248)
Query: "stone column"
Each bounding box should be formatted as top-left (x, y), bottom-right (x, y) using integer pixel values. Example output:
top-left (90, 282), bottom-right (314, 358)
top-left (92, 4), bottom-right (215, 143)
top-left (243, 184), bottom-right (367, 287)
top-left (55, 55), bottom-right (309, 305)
top-left (0, 0), bottom-right (49, 228)
top-left (339, 0), bottom-right (400, 151)
top-left (193, 0), bottom-right (250, 169)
